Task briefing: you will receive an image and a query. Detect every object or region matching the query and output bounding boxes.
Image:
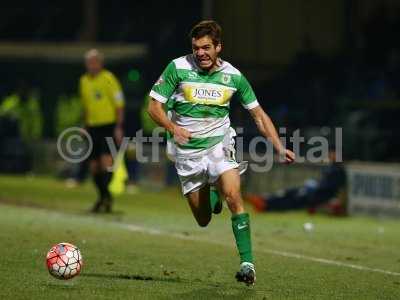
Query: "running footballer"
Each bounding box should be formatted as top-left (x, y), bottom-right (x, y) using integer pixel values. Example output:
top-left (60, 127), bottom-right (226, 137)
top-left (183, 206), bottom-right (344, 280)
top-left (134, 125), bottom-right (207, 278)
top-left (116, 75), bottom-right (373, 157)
top-left (148, 20), bottom-right (295, 285)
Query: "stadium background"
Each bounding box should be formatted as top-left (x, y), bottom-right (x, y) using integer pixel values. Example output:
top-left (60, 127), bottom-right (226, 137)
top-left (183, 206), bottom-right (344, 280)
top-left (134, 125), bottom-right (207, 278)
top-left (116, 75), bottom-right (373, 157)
top-left (1, 0), bottom-right (399, 153)
top-left (1, 0), bottom-right (399, 211)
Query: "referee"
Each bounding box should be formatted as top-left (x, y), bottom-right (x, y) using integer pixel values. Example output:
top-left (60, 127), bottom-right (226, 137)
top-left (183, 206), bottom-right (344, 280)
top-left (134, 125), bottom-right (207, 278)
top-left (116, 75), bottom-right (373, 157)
top-left (80, 49), bottom-right (125, 213)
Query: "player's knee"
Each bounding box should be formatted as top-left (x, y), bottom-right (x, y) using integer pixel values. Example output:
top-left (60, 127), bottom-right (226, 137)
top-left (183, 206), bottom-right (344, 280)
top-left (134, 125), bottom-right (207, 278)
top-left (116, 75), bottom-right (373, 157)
top-left (223, 190), bottom-right (244, 213)
top-left (227, 201), bottom-right (244, 214)
top-left (223, 189), bottom-right (241, 203)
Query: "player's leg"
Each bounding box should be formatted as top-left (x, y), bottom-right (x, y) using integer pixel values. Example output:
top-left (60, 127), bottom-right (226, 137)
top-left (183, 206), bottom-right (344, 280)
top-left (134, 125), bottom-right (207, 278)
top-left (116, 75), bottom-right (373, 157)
top-left (210, 161), bottom-right (248, 215)
top-left (217, 168), bottom-right (255, 285)
top-left (210, 127), bottom-right (237, 215)
top-left (185, 184), bottom-right (212, 227)
top-left (209, 185), bottom-right (222, 214)
top-left (87, 126), bottom-right (106, 212)
top-left (95, 124), bottom-right (117, 212)
top-left (175, 155), bottom-right (213, 226)
top-left (217, 168), bottom-right (244, 213)
top-left (210, 127), bottom-right (249, 215)
top-left (98, 153), bottom-right (113, 212)
top-left (89, 157), bottom-right (105, 212)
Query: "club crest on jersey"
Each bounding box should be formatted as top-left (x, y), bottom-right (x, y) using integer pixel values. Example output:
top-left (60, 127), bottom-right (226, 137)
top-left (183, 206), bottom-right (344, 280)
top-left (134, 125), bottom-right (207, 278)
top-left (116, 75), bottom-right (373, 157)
top-left (222, 74), bottom-right (231, 84)
top-left (188, 71), bottom-right (198, 79)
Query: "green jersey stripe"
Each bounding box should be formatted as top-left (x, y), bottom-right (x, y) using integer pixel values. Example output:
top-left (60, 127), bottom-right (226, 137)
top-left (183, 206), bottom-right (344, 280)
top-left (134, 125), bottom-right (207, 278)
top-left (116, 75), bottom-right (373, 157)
top-left (178, 135), bottom-right (224, 149)
top-left (174, 102), bottom-right (229, 118)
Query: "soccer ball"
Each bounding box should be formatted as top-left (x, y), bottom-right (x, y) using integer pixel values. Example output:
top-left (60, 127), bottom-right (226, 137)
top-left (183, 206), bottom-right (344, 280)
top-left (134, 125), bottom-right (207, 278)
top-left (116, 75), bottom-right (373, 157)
top-left (46, 242), bottom-right (83, 280)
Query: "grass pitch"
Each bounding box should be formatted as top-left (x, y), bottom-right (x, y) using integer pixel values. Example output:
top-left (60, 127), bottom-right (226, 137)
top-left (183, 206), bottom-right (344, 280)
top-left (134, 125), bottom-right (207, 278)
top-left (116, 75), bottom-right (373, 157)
top-left (0, 175), bottom-right (399, 299)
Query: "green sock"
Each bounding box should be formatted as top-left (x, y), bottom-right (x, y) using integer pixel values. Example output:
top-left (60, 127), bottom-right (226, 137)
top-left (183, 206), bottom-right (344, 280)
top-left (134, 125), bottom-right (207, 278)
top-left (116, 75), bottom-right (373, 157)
top-left (209, 186), bottom-right (220, 211)
top-left (231, 213), bottom-right (253, 263)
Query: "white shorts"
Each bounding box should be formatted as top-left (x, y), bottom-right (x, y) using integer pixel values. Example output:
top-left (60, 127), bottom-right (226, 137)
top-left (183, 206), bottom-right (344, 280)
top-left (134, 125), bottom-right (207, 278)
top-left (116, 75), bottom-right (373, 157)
top-left (175, 141), bottom-right (239, 195)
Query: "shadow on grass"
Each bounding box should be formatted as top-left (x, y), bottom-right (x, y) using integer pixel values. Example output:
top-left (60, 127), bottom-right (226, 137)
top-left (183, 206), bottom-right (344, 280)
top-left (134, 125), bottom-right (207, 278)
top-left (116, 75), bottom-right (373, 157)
top-left (80, 272), bottom-right (259, 298)
top-left (81, 272), bottom-right (182, 283)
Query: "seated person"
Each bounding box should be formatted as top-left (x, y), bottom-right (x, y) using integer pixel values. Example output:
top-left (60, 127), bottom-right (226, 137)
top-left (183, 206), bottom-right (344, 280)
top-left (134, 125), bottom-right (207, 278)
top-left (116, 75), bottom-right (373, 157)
top-left (246, 149), bottom-right (347, 215)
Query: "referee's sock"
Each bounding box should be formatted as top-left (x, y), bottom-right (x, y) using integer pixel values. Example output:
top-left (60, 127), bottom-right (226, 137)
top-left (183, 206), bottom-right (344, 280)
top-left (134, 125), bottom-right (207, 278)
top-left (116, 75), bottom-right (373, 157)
top-left (101, 170), bottom-right (113, 200)
top-left (93, 171), bottom-right (112, 200)
top-left (101, 170), bottom-right (113, 212)
top-left (91, 172), bottom-right (106, 212)
top-left (93, 173), bottom-right (104, 199)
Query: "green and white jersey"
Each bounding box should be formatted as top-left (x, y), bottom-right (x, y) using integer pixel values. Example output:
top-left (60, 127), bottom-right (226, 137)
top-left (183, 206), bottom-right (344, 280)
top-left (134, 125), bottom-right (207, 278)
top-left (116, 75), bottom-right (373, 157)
top-left (150, 54), bottom-right (259, 157)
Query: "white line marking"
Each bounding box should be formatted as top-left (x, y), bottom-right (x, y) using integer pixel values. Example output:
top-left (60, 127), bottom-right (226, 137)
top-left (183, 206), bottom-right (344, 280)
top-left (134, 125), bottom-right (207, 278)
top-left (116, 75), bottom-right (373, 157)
top-left (263, 249), bottom-right (400, 277)
top-left (119, 223), bottom-right (400, 277)
top-left (4, 204), bottom-right (399, 278)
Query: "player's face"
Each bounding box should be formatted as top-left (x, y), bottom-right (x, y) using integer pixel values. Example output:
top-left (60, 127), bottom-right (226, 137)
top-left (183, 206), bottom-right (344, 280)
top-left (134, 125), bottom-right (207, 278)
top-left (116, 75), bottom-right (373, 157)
top-left (85, 56), bottom-right (103, 75)
top-left (192, 36), bottom-right (221, 70)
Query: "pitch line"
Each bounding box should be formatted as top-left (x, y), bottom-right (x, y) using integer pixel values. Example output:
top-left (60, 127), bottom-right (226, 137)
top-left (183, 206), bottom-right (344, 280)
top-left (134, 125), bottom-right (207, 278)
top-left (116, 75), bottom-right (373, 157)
top-left (9, 205), bottom-right (398, 278)
top-left (120, 223), bottom-right (400, 277)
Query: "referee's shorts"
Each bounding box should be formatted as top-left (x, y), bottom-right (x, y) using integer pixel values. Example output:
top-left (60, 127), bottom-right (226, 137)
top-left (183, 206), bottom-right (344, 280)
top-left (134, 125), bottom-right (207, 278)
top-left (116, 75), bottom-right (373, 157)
top-left (87, 123), bottom-right (116, 160)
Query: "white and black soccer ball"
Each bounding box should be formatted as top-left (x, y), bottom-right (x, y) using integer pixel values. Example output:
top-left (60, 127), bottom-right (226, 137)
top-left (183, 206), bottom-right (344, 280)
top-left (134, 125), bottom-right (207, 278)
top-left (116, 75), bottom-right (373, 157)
top-left (46, 242), bottom-right (83, 280)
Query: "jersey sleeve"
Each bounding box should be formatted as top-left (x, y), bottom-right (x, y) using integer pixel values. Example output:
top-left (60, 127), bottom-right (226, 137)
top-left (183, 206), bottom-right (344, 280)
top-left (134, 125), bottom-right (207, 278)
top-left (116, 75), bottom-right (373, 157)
top-left (107, 73), bottom-right (125, 108)
top-left (236, 74), bottom-right (259, 110)
top-left (149, 61), bottom-right (179, 103)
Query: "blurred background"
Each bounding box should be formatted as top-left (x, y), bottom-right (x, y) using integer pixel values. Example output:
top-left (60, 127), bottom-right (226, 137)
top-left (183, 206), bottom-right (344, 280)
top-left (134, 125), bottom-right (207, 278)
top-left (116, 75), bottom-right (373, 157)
top-left (0, 0), bottom-right (399, 216)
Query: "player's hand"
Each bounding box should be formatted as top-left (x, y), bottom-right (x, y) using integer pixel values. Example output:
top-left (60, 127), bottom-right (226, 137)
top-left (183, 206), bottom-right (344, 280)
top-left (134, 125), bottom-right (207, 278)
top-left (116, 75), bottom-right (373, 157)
top-left (279, 149), bottom-right (296, 164)
top-left (172, 125), bottom-right (191, 145)
top-left (114, 125), bottom-right (124, 146)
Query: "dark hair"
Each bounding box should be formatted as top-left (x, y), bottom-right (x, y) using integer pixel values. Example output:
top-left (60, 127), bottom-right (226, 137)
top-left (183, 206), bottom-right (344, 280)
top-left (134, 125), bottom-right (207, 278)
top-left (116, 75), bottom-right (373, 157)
top-left (190, 20), bottom-right (222, 46)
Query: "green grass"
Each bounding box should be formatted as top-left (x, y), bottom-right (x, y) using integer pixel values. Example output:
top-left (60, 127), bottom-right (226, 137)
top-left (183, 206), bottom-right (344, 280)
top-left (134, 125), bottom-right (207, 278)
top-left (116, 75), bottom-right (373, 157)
top-left (0, 175), bottom-right (399, 299)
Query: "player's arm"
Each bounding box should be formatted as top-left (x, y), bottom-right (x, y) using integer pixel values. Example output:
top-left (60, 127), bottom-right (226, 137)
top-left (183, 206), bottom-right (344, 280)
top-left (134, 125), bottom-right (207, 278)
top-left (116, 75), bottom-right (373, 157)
top-left (108, 73), bottom-right (125, 144)
top-left (249, 106), bottom-right (295, 163)
top-left (147, 61), bottom-right (191, 145)
top-left (113, 92), bottom-right (124, 129)
top-left (147, 99), bottom-right (191, 145)
top-left (237, 73), bottom-right (294, 163)
top-left (114, 92), bottom-right (124, 128)
top-left (114, 106), bottom-right (124, 145)
top-left (79, 78), bottom-right (88, 127)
